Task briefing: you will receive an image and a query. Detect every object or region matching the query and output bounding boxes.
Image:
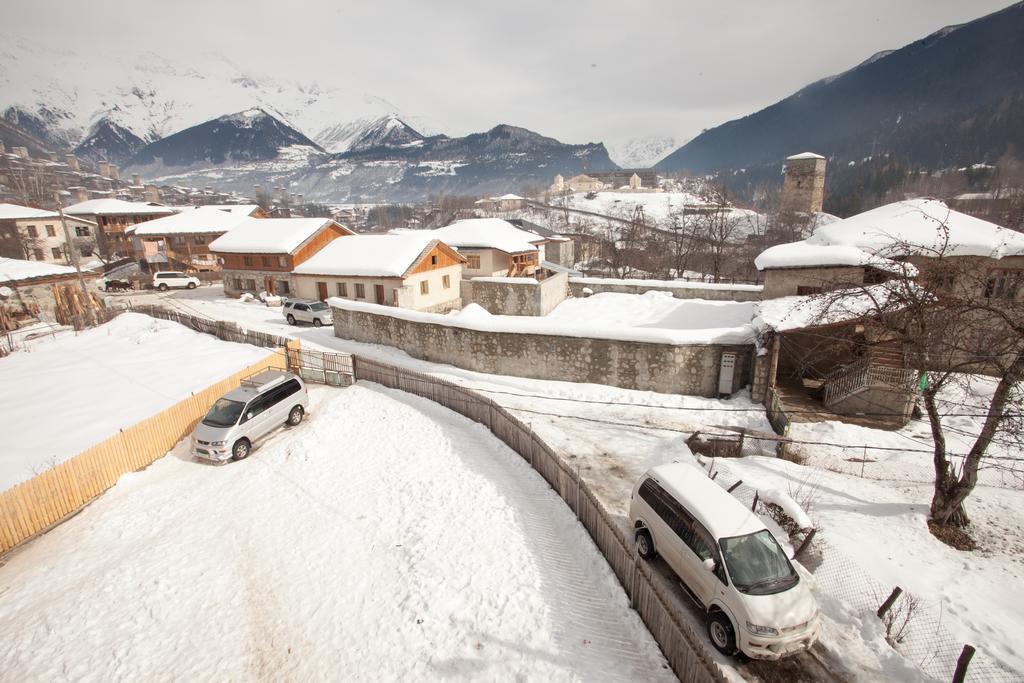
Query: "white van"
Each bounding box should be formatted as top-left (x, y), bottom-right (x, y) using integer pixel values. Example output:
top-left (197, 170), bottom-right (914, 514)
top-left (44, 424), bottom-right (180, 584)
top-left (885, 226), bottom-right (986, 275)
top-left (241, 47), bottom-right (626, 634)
top-left (152, 271), bottom-right (200, 290)
top-left (629, 462), bottom-right (819, 660)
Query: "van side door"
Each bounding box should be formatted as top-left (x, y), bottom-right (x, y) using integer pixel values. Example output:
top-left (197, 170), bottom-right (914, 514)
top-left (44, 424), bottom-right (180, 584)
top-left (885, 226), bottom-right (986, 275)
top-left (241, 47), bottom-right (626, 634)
top-left (240, 392), bottom-right (275, 440)
top-left (685, 522), bottom-right (727, 607)
top-left (637, 479), bottom-right (687, 581)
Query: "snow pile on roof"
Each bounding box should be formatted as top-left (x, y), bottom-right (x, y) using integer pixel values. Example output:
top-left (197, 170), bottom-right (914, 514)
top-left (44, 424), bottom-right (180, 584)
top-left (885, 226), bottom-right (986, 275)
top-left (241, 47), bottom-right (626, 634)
top-left (496, 193), bottom-right (524, 200)
top-left (756, 199), bottom-right (1024, 271)
top-left (294, 233), bottom-right (442, 277)
top-left (63, 199), bottom-right (174, 216)
top-left (330, 291), bottom-right (756, 345)
top-left (431, 218), bottom-right (541, 254)
top-left (471, 276), bottom-right (538, 284)
top-left (0, 313), bottom-right (272, 491)
top-left (786, 152), bottom-right (825, 161)
top-left (0, 203), bottom-right (57, 220)
top-left (209, 217), bottom-right (337, 254)
top-left (0, 257), bottom-right (78, 283)
top-left (196, 204), bottom-right (261, 215)
top-left (130, 206), bottom-right (253, 236)
top-left (755, 242), bottom-right (917, 275)
top-left (753, 282), bottom-right (918, 332)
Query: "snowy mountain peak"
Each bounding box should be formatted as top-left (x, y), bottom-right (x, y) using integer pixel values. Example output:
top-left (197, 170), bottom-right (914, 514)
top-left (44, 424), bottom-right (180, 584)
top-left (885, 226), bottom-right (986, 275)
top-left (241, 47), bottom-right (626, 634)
top-left (346, 114), bottom-right (425, 153)
top-left (608, 136), bottom-right (679, 168)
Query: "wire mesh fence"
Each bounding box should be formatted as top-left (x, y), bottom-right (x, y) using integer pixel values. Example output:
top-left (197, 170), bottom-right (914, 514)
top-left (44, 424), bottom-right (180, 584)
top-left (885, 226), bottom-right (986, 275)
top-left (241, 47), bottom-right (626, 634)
top-left (695, 456), bottom-right (1018, 683)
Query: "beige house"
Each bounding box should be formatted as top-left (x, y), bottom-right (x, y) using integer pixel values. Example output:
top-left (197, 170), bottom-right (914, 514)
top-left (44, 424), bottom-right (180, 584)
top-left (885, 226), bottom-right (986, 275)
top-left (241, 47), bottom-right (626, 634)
top-left (0, 203), bottom-right (99, 266)
top-left (566, 174), bottom-right (605, 193)
top-left (431, 218), bottom-right (545, 278)
top-left (293, 233), bottom-right (465, 312)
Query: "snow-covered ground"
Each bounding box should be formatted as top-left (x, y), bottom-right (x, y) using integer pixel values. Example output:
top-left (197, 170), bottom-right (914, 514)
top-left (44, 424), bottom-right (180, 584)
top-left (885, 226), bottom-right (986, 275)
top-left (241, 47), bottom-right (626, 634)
top-left (0, 384), bottom-right (672, 681)
top-left (113, 286), bottom-right (1024, 680)
top-left (546, 291), bottom-right (755, 337)
top-left (0, 313), bottom-right (271, 492)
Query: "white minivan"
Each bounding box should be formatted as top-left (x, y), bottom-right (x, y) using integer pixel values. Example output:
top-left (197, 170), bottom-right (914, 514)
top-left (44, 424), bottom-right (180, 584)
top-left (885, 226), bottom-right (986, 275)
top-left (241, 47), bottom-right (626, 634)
top-left (152, 271), bottom-right (200, 290)
top-left (629, 462), bottom-right (819, 660)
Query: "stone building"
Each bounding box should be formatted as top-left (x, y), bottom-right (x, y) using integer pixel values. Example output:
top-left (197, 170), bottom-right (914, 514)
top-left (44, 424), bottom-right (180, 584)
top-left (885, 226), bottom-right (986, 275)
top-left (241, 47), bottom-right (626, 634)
top-left (779, 152), bottom-right (827, 216)
top-left (0, 203), bottom-right (99, 265)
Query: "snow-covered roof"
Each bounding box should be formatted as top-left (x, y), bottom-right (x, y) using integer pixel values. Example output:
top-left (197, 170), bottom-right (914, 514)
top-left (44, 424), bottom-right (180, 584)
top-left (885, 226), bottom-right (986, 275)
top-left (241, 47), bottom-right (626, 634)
top-left (432, 218), bottom-right (542, 254)
top-left (753, 282), bottom-right (917, 333)
top-left (196, 204), bottom-right (261, 215)
top-left (208, 217), bottom-right (343, 254)
top-left (130, 206), bottom-right (253, 236)
top-left (294, 233), bottom-right (457, 278)
top-left (786, 152), bottom-right (825, 161)
top-left (0, 203), bottom-right (57, 221)
top-left (0, 257), bottom-right (79, 283)
top-left (755, 198), bottom-right (1024, 272)
top-left (496, 194), bottom-right (524, 200)
top-left (64, 199), bottom-right (174, 216)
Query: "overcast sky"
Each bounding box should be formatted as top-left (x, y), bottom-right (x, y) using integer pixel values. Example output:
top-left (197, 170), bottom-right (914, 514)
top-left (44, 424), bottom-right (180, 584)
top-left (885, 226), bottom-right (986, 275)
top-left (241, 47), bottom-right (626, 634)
top-left (7, 0), bottom-right (1013, 148)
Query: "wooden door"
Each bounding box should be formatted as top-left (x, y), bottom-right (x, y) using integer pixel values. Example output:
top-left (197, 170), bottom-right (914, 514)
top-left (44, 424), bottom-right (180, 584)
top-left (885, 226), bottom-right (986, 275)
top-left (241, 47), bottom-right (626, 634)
top-left (317, 281), bottom-right (328, 301)
top-left (375, 284), bottom-right (385, 304)
top-left (264, 276), bottom-right (275, 295)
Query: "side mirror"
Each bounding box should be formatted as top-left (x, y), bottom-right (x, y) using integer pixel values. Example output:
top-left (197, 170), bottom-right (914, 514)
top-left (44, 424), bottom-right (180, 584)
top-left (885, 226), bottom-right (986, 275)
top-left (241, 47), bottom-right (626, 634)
top-left (245, 412), bottom-right (254, 421)
top-left (702, 558), bottom-right (716, 573)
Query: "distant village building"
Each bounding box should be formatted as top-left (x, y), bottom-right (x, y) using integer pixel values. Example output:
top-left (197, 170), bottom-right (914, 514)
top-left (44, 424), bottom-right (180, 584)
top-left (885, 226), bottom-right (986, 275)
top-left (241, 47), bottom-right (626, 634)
top-left (566, 174), bottom-right (605, 193)
top-left (474, 194), bottom-right (527, 212)
top-left (64, 199), bottom-right (175, 259)
top-left (0, 203), bottom-right (99, 265)
top-left (586, 169), bottom-right (659, 189)
top-left (128, 205), bottom-right (264, 272)
top-left (293, 233), bottom-right (465, 311)
top-left (210, 217), bottom-right (353, 297)
top-left (549, 174), bottom-right (566, 194)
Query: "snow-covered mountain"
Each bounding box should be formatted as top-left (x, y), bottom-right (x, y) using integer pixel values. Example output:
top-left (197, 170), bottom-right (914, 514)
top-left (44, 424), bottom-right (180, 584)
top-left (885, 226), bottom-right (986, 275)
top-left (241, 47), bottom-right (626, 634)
top-left (608, 136), bottom-right (679, 168)
top-left (0, 33), bottom-right (425, 162)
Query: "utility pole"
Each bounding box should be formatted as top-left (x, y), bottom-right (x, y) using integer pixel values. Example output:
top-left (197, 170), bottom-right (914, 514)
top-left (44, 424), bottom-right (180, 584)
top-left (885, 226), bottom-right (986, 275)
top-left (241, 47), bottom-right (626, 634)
top-left (55, 191), bottom-right (97, 326)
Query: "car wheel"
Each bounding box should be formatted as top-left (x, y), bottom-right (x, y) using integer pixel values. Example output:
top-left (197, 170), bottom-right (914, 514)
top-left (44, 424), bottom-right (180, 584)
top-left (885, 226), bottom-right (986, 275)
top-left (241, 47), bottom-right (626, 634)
top-left (287, 405), bottom-right (304, 426)
top-left (188, 282), bottom-right (197, 289)
top-left (158, 283), bottom-right (169, 291)
top-left (707, 612), bottom-right (738, 656)
top-left (636, 529), bottom-right (657, 559)
top-left (313, 318), bottom-right (322, 328)
top-left (286, 314), bottom-right (296, 325)
top-left (231, 439), bottom-right (251, 461)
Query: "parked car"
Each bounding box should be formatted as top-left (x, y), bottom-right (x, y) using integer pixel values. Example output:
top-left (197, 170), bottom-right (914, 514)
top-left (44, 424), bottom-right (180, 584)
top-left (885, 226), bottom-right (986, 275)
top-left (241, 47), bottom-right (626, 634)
top-left (191, 370), bottom-right (308, 462)
top-left (153, 271), bottom-right (200, 290)
top-left (629, 462), bottom-right (819, 660)
top-left (283, 298), bottom-right (333, 327)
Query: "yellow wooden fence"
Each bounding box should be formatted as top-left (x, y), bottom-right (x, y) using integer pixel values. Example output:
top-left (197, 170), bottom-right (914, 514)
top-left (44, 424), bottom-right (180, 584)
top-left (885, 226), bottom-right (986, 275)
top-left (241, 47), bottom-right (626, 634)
top-left (0, 352), bottom-right (287, 555)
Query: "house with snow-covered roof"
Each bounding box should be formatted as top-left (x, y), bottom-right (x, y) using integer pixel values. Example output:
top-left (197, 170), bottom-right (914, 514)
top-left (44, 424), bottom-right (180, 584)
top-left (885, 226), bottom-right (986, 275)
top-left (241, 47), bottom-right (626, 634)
top-left (128, 205), bottom-right (264, 272)
top-left (64, 198), bottom-right (175, 260)
top-left (210, 217), bottom-right (353, 297)
top-left (431, 218), bottom-right (547, 278)
top-left (293, 233), bottom-right (465, 311)
top-left (0, 203), bottom-right (98, 266)
top-left (0, 257), bottom-right (103, 328)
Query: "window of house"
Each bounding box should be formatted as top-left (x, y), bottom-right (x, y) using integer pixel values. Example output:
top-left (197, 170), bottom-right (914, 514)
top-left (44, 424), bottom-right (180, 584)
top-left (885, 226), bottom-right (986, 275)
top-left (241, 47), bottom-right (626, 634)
top-left (33, 248), bottom-right (44, 260)
top-left (51, 247), bottom-right (63, 259)
top-left (862, 268), bottom-right (887, 285)
top-left (45, 225), bottom-right (56, 237)
top-left (243, 255), bottom-right (254, 267)
top-left (261, 256), bottom-right (272, 268)
top-left (172, 235), bottom-right (186, 245)
top-left (193, 235), bottom-right (206, 245)
top-left (243, 278), bottom-right (257, 290)
top-left (75, 226), bottom-right (90, 237)
top-left (26, 225), bottom-right (37, 238)
top-left (355, 283), bottom-right (366, 298)
top-left (80, 246), bottom-right (93, 257)
top-left (278, 256), bottom-right (288, 268)
top-left (420, 280), bottom-right (429, 295)
top-left (984, 268), bottom-right (1022, 299)
top-left (431, 254), bottom-right (438, 265)
top-left (277, 280), bottom-right (290, 295)
top-left (442, 274), bottom-right (450, 289)
top-left (336, 282), bottom-right (348, 297)
top-left (466, 254), bottom-right (481, 269)
top-left (796, 285), bottom-right (823, 296)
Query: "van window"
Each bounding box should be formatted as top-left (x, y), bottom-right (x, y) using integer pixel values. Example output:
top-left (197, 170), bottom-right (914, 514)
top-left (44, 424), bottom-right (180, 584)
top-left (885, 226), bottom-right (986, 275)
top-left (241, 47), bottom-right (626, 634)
top-left (639, 478), bottom-right (696, 546)
top-left (243, 394), bottom-right (272, 421)
top-left (265, 379), bottom-right (301, 407)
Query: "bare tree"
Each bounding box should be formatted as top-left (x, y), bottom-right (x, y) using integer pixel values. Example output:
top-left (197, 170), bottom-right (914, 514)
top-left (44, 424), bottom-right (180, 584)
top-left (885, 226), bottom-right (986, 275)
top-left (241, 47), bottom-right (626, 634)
top-left (811, 209), bottom-right (1024, 530)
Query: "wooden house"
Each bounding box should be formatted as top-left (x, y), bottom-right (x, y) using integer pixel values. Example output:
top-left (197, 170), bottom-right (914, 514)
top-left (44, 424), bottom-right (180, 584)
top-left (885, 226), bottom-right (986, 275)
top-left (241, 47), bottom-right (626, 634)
top-left (128, 205), bottom-right (263, 272)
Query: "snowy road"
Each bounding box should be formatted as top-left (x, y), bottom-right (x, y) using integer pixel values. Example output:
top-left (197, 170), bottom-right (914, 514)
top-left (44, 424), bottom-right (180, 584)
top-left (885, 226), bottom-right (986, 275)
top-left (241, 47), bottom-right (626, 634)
top-left (0, 384), bottom-right (672, 681)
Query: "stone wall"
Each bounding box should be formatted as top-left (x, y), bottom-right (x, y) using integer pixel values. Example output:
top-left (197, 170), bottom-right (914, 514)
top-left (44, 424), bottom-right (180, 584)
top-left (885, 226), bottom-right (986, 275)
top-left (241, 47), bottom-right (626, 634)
top-left (331, 303), bottom-right (753, 396)
top-left (544, 239), bottom-right (575, 270)
top-left (569, 277), bottom-right (763, 302)
top-left (222, 269), bottom-right (295, 298)
top-left (760, 266), bottom-right (864, 299)
top-left (780, 156), bottom-right (827, 216)
top-left (462, 272), bottom-right (568, 316)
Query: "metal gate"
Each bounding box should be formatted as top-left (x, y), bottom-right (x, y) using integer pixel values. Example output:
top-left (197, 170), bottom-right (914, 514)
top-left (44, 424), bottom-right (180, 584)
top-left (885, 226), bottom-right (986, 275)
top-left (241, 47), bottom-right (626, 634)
top-left (287, 348), bottom-right (354, 386)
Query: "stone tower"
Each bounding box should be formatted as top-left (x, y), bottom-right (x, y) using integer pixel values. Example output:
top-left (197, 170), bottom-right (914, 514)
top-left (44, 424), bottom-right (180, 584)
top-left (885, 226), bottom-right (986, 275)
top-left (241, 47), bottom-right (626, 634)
top-left (779, 152), bottom-right (826, 215)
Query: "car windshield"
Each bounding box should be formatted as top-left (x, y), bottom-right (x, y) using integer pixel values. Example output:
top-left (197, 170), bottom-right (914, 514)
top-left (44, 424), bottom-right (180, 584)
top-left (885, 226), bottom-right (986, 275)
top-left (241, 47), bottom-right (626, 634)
top-left (309, 302), bottom-right (329, 311)
top-left (202, 398), bottom-right (245, 427)
top-left (719, 530), bottom-right (799, 595)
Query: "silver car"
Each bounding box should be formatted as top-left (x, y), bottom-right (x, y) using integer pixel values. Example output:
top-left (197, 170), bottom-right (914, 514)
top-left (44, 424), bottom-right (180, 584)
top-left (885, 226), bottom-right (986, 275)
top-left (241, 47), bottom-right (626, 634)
top-left (283, 299), bottom-right (333, 327)
top-left (191, 370), bottom-right (309, 462)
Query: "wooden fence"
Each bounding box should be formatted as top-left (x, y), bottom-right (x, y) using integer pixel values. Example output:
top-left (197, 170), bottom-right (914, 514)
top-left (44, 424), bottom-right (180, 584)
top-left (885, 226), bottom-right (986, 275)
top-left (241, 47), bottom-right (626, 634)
top-left (0, 352), bottom-right (287, 555)
top-left (353, 355), bottom-right (727, 683)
